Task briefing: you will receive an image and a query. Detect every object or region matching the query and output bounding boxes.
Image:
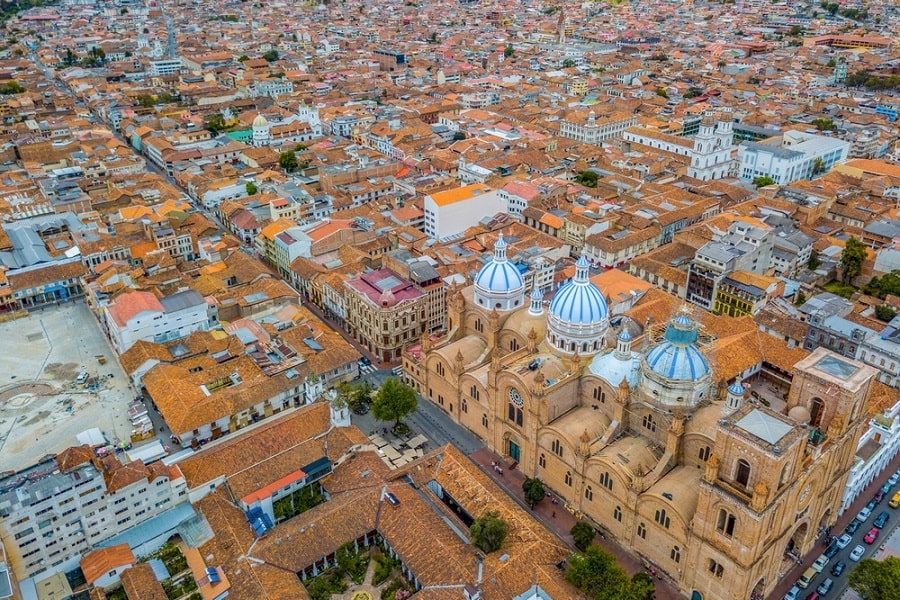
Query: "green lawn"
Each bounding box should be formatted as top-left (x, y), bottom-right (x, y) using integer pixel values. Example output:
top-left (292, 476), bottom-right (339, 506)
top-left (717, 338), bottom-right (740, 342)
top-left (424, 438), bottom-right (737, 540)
top-left (822, 280), bottom-right (858, 299)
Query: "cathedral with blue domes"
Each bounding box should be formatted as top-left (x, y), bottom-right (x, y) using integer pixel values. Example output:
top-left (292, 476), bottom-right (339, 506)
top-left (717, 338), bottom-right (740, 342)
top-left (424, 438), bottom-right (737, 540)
top-left (403, 235), bottom-right (880, 600)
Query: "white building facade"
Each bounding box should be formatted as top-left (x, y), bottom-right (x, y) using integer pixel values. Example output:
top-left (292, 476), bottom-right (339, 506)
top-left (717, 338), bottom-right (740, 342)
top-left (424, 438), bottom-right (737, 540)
top-left (738, 130), bottom-right (850, 185)
top-left (105, 290), bottom-right (210, 353)
top-left (423, 184), bottom-right (507, 240)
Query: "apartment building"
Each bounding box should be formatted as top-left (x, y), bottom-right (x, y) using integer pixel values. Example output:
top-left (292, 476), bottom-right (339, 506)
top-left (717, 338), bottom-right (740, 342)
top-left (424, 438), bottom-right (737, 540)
top-left (738, 130), bottom-right (850, 185)
top-left (804, 312), bottom-right (900, 389)
top-left (686, 219), bottom-right (775, 311)
top-left (559, 109), bottom-right (637, 145)
top-left (423, 184), bottom-right (506, 240)
top-left (105, 289), bottom-right (210, 353)
top-left (0, 447), bottom-right (186, 581)
top-left (343, 268), bottom-right (429, 363)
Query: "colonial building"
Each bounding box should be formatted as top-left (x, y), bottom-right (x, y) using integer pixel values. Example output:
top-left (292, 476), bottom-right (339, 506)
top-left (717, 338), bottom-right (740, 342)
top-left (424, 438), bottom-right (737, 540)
top-left (403, 245), bottom-right (878, 600)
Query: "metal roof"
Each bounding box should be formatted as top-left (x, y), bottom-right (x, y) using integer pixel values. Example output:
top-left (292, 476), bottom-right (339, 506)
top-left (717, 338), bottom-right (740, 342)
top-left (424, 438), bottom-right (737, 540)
top-left (735, 409), bottom-right (793, 446)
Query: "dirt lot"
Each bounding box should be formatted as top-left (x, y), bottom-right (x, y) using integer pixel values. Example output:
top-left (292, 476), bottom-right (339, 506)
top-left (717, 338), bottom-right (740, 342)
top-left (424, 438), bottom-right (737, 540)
top-left (0, 300), bottom-right (135, 472)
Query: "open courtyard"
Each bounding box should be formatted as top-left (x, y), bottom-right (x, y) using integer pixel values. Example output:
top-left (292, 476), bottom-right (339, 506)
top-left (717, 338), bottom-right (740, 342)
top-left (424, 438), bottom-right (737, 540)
top-left (0, 300), bottom-right (135, 472)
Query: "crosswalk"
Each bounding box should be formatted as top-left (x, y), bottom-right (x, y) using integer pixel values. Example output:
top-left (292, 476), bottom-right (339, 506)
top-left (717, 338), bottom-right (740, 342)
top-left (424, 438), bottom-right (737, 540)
top-left (359, 363), bottom-right (377, 375)
top-left (392, 366), bottom-right (404, 377)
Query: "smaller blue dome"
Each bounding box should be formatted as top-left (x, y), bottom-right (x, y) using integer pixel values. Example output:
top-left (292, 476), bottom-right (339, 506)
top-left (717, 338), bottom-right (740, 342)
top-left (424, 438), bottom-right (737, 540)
top-left (645, 314), bottom-right (710, 381)
top-left (474, 234), bottom-right (524, 293)
top-left (728, 381), bottom-right (745, 396)
top-left (618, 329), bottom-right (632, 341)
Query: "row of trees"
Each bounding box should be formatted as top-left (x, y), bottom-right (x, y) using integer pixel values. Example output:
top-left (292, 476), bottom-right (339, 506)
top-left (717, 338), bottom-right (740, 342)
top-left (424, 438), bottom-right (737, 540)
top-left (845, 70), bottom-right (900, 92)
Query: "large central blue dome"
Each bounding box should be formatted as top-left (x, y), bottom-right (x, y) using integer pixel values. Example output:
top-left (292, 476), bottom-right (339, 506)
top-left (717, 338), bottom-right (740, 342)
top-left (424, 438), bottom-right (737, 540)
top-left (549, 257), bottom-right (608, 324)
top-left (645, 315), bottom-right (710, 381)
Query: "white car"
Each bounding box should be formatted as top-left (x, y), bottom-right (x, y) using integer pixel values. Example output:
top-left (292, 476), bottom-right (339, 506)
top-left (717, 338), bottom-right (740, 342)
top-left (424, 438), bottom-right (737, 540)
top-left (850, 545), bottom-right (866, 562)
top-left (857, 507), bottom-right (872, 522)
top-left (890, 472), bottom-right (900, 487)
top-left (836, 533), bottom-right (853, 549)
top-left (812, 554), bottom-right (830, 572)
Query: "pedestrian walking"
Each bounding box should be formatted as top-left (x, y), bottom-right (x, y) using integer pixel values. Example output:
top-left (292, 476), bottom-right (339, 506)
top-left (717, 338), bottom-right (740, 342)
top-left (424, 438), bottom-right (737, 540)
top-left (551, 511), bottom-right (556, 518)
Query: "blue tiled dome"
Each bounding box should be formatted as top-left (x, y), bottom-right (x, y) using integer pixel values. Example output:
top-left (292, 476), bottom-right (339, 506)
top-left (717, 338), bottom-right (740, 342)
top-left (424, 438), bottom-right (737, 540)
top-left (645, 315), bottom-right (710, 381)
top-left (474, 235), bottom-right (524, 293)
top-left (728, 381), bottom-right (745, 396)
top-left (549, 257), bottom-right (609, 324)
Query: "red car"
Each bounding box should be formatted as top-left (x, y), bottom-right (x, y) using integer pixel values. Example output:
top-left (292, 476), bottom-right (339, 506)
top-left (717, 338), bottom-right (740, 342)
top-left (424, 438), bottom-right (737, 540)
top-left (864, 527), bottom-right (879, 544)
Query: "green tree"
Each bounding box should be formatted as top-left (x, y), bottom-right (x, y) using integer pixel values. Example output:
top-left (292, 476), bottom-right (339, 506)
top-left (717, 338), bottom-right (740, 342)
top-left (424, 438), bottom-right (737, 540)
top-left (794, 291), bottom-right (807, 306)
top-left (237, 55), bottom-right (249, 62)
top-left (371, 377), bottom-right (417, 428)
top-left (808, 250), bottom-right (821, 271)
top-left (811, 118), bottom-right (836, 131)
top-left (453, 131), bottom-right (466, 141)
top-left (262, 49), bottom-right (279, 62)
top-left (812, 157), bottom-right (827, 175)
top-left (570, 521), bottom-right (595, 552)
top-left (875, 305), bottom-right (897, 322)
top-left (753, 175), bottom-right (776, 188)
top-left (522, 477), bottom-right (545, 509)
top-left (847, 557), bottom-right (900, 600)
top-left (245, 181), bottom-right (258, 195)
top-left (207, 113), bottom-right (227, 132)
top-left (840, 236), bottom-right (867, 283)
top-left (567, 545), bottom-right (655, 600)
top-left (575, 170), bottom-right (598, 188)
top-left (0, 81), bottom-right (24, 95)
top-left (337, 381), bottom-right (372, 412)
top-left (470, 511), bottom-right (508, 553)
top-left (866, 271), bottom-right (900, 299)
top-left (278, 150), bottom-right (299, 172)
top-left (562, 58), bottom-right (576, 68)
top-left (655, 86), bottom-right (668, 98)
top-left (504, 43), bottom-right (514, 58)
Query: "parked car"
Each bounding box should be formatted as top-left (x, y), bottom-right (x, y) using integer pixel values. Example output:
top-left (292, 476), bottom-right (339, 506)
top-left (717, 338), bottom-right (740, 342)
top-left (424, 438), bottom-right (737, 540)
top-left (856, 506), bottom-right (872, 522)
top-left (812, 554), bottom-right (830, 573)
top-left (850, 545), bottom-right (866, 561)
top-left (783, 586), bottom-right (802, 600)
top-left (797, 567), bottom-right (817, 589)
top-left (805, 593), bottom-right (820, 600)
top-left (836, 533), bottom-right (853, 549)
top-left (874, 490), bottom-right (886, 504)
top-left (889, 472), bottom-right (899, 487)
top-left (816, 578), bottom-right (834, 597)
top-left (864, 527), bottom-right (879, 544)
top-left (867, 499), bottom-right (878, 511)
top-left (823, 543), bottom-right (839, 559)
top-left (890, 491), bottom-right (900, 509)
top-left (882, 482), bottom-right (893, 494)
top-left (830, 561), bottom-right (846, 577)
top-left (874, 511), bottom-right (889, 529)
top-left (845, 519), bottom-right (862, 534)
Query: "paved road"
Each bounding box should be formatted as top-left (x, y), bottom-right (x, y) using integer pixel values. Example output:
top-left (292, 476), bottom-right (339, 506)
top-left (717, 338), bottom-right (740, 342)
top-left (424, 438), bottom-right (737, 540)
top-left (350, 369), bottom-right (484, 456)
top-left (770, 454), bottom-right (900, 600)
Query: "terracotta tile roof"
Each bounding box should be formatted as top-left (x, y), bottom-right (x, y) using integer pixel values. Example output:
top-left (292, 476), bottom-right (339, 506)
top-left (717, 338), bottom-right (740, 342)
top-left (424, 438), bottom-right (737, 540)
top-left (197, 490), bottom-right (311, 599)
top-left (102, 459), bottom-right (152, 494)
top-left (7, 260), bottom-right (86, 293)
top-left (80, 544), bottom-right (135, 585)
top-left (427, 184), bottom-right (493, 206)
top-left (56, 445), bottom-right (95, 471)
top-left (106, 290), bottom-right (163, 328)
top-left (120, 563), bottom-right (167, 600)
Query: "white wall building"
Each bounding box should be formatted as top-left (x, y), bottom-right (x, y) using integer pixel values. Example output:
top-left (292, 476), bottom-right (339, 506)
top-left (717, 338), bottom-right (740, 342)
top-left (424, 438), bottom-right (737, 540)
top-left (0, 450), bottom-right (187, 581)
top-left (149, 58), bottom-right (182, 77)
top-left (841, 400), bottom-right (900, 514)
top-left (623, 112), bottom-right (736, 181)
top-left (423, 184), bottom-right (506, 240)
top-left (559, 110), bottom-right (637, 145)
top-left (105, 289), bottom-right (210, 353)
top-left (738, 130), bottom-right (850, 185)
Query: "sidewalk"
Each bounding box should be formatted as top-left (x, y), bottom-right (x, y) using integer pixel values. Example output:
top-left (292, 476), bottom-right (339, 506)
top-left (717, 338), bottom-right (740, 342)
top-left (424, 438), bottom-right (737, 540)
top-left (767, 452), bottom-right (900, 600)
top-left (469, 448), bottom-right (683, 600)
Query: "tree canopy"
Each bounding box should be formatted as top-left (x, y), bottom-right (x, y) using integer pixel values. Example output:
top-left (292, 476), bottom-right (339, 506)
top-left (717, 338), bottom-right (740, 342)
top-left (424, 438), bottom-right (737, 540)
top-left (470, 511), bottom-right (508, 553)
top-left (207, 113), bottom-right (228, 133)
top-left (371, 378), bottom-right (417, 427)
top-left (278, 150), bottom-right (299, 173)
top-left (262, 49), bottom-right (279, 62)
top-left (245, 181), bottom-right (258, 195)
top-left (522, 477), bottom-right (545, 509)
top-left (848, 557), bottom-right (900, 600)
top-left (753, 175), bottom-right (776, 188)
top-left (865, 270), bottom-right (900, 299)
top-left (840, 236), bottom-right (867, 283)
top-left (570, 522), bottom-right (595, 552)
top-left (575, 170), bottom-right (598, 188)
top-left (566, 545), bottom-right (655, 600)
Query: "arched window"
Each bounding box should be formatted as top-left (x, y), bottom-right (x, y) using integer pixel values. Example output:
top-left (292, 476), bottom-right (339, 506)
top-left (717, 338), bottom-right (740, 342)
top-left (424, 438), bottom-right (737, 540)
top-left (565, 471), bottom-right (572, 486)
top-left (735, 459), bottom-right (751, 488)
top-left (810, 397), bottom-right (825, 428)
top-left (461, 398), bottom-right (467, 414)
top-left (482, 414), bottom-right (488, 428)
top-left (642, 413), bottom-right (657, 433)
top-left (507, 403), bottom-right (523, 427)
top-left (716, 509), bottom-right (736, 537)
top-left (655, 508), bottom-right (671, 529)
top-left (510, 338), bottom-right (519, 351)
top-left (585, 486), bottom-right (593, 501)
top-left (637, 522), bottom-right (646, 539)
top-left (614, 505), bottom-right (622, 522)
top-left (671, 546), bottom-right (681, 564)
top-left (436, 362), bottom-right (445, 377)
top-left (551, 439), bottom-right (563, 457)
top-left (699, 446), bottom-right (711, 462)
top-left (539, 453), bottom-right (546, 468)
top-left (599, 472), bottom-right (613, 491)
